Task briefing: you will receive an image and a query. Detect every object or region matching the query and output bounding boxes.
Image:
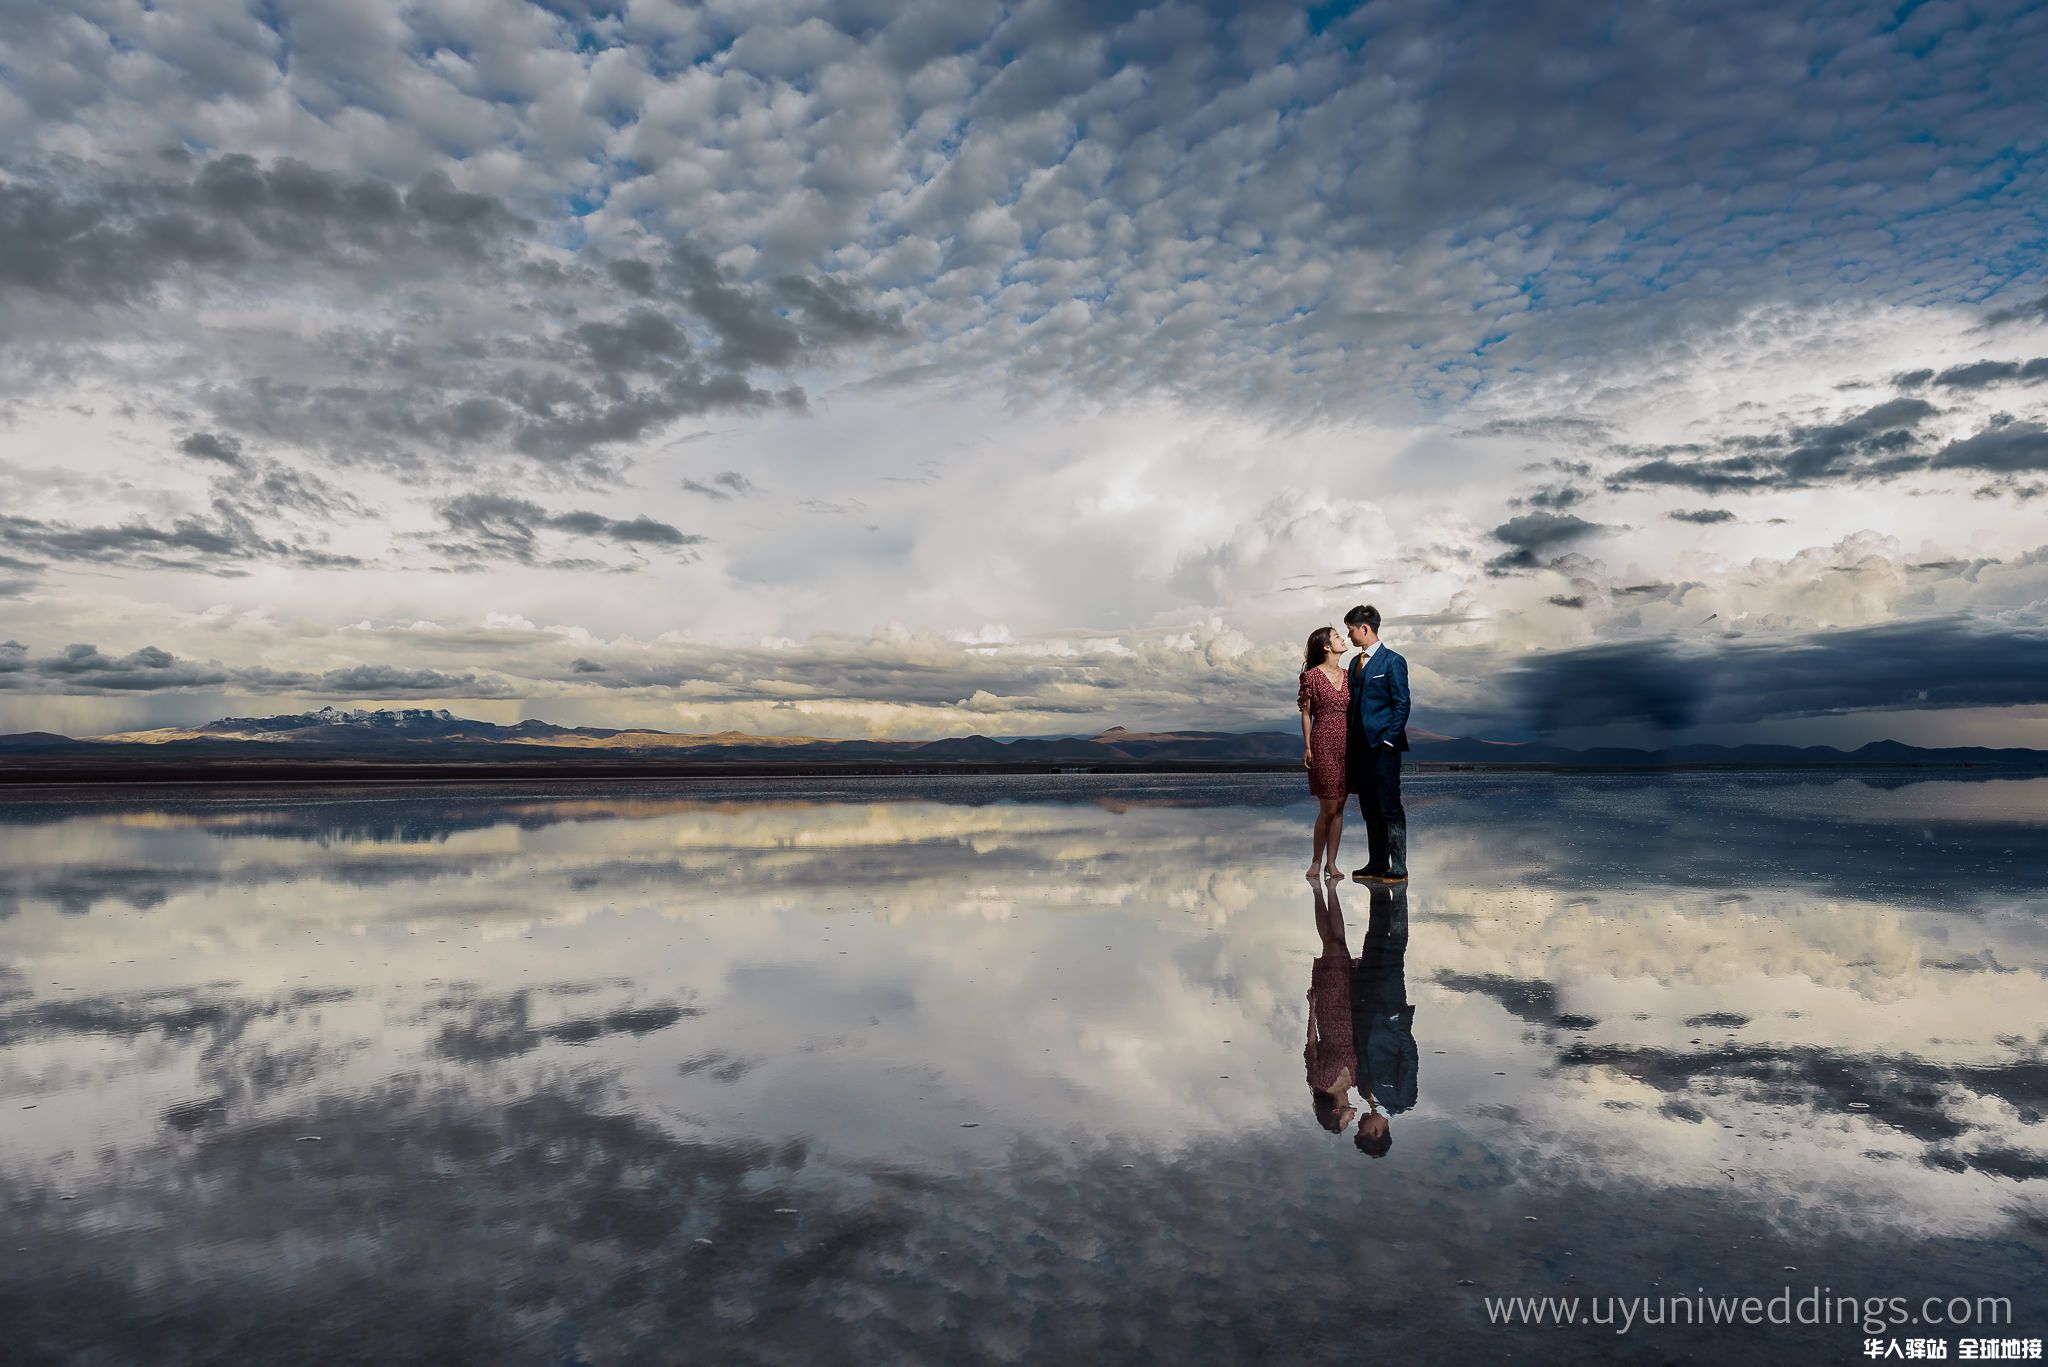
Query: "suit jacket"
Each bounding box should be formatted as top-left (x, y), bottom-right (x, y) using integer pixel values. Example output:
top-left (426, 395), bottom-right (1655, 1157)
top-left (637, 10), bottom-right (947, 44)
top-left (1346, 644), bottom-right (1411, 753)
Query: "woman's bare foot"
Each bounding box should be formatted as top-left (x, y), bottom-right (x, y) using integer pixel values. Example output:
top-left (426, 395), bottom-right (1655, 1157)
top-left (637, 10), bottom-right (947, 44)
top-left (1323, 864), bottom-right (1341, 880)
top-left (1306, 865), bottom-right (1321, 881)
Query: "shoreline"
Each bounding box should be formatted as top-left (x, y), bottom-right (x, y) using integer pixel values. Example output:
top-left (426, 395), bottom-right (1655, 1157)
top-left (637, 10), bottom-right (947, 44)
top-left (0, 757), bottom-right (2041, 788)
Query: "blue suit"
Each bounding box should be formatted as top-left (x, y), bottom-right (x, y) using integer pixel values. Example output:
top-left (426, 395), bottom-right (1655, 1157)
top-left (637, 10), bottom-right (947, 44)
top-left (1347, 645), bottom-right (1410, 753)
top-left (1346, 643), bottom-right (1410, 877)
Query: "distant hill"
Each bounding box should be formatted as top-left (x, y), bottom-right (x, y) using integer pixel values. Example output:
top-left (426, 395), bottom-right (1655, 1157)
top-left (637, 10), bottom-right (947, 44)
top-left (0, 706), bottom-right (2042, 783)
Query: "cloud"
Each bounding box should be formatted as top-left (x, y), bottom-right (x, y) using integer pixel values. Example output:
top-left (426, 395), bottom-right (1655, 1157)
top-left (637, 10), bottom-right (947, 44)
top-left (1505, 616), bottom-right (2048, 733)
top-left (1667, 508), bottom-right (1736, 524)
top-left (309, 664), bottom-right (510, 697)
top-left (1928, 421), bottom-right (2048, 475)
top-left (1928, 358), bottom-right (2048, 389)
top-left (1607, 398), bottom-right (1940, 493)
top-left (1, 154), bottom-right (899, 480)
top-left (1520, 484), bottom-right (1590, 510)
top-left (178, 432), bottom-right (245, 467)
top-left (1486, 511), bottom-right (1611, 574)
top-left (429, 493), bottom-right (703, 566)
top-left (680, 472), bottom-right (758, 501)
top-left (18, 643), bottom-right (229, 692)
top-left (1982, 291), bottom-right (2048, 328)
top-left (0, 156), bottom-right (524, 308)
top-left (0, 0), bottom-right (2044, 746)
top-left (0, 506), bottom-right (360, 575)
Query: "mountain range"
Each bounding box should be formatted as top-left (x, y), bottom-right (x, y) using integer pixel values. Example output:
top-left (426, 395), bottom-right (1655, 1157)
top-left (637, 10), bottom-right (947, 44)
top-left (0, 706), bottom-right (2043, 781)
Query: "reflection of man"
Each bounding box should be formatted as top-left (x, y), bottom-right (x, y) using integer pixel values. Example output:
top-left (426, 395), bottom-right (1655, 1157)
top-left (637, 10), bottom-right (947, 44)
top-left (1343, 604), bottom-right (1410, 884)
top-left (1351, 883), bottom-right (1416, 1157)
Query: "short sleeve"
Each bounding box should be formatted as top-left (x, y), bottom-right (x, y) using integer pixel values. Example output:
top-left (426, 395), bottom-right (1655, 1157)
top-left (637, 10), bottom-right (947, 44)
top-left (1297, 670), bottom-right (1311, 714)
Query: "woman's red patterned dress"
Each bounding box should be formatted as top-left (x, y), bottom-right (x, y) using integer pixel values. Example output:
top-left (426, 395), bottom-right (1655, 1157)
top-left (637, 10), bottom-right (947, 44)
top-left (1298, 665), bottom-right (1350, 799)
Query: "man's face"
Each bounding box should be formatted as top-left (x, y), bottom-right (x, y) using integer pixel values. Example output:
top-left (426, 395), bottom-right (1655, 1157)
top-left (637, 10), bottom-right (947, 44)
top-left (1346, 622), bottom-right (1373, 648)
top-left (1360, 1113), bottom-right (1389, 1141)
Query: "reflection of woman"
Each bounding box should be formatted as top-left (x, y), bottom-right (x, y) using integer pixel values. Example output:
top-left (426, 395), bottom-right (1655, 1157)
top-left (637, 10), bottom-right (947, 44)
top-left (1305, 881), bottom-right (1357, 1133)
top-left (1297, 626), bottom-right (1351, 881)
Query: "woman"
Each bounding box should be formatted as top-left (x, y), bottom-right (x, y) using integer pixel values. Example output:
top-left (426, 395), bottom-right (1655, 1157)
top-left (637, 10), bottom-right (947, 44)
top-left (1297, 624), bottom-right (1350, 881)
top-left (1306, 880), bottom-right (1358, 1134)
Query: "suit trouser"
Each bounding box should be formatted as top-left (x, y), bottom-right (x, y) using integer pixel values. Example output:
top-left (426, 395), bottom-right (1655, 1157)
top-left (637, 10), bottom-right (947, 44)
top-left (1355, 744), bottom-right (1404, 824)
top-left (1351, 743), bottom-right (1405, 874)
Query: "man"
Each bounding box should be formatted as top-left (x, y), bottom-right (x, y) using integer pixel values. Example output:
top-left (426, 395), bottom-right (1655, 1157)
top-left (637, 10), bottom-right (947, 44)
top-left (1343, 603), bottom-right (1410, 883)
top-left (1351, 882), bottom-right (1416, 1158)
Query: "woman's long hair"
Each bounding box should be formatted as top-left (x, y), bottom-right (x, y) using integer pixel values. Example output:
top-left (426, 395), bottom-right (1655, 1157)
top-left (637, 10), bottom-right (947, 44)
top-left (1302, 626), bottom-right (1338, 671)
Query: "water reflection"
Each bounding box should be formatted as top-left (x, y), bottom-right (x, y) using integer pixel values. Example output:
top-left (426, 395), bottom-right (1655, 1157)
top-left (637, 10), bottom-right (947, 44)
top-left (0, 773), bottom-right (2042, 1362)
top-left (1353, 883), bottom-right (1416, 1157)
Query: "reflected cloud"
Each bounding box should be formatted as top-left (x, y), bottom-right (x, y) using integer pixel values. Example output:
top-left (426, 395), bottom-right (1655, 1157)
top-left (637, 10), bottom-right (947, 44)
top-left (0, 770), bottom-right (2041, 1338)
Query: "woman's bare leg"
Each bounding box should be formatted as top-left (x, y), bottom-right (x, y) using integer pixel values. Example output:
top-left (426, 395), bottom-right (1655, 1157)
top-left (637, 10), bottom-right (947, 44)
top-left (1308, 805), bottom-right (1328, 878)
top-left (1320, 798), bottom-right (1346, 877)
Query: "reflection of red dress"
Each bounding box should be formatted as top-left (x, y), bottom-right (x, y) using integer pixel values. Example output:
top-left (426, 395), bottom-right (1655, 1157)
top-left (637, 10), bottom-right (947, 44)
top-left (1305, 955), bottom-right (1356, 1091)
top-left (1298, 667), bottom-right (1350, 799)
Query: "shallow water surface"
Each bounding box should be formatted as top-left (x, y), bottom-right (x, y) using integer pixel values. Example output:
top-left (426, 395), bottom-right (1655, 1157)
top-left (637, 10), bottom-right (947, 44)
top-left (1, 771), bottom-right (2044, 1363)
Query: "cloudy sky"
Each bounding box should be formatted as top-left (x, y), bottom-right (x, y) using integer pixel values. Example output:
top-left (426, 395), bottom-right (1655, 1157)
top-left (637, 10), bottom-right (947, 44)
top-left (2, 0), bottom-right (2046, 746)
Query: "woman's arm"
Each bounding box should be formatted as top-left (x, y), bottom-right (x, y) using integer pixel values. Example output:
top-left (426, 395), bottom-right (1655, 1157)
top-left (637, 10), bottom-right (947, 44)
top-left (1298, 672), bottom-right (1313, 767)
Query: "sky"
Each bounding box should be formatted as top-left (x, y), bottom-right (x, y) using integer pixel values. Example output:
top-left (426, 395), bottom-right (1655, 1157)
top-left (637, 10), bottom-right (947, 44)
top-left (1, 0), bottom-right (2046, 747)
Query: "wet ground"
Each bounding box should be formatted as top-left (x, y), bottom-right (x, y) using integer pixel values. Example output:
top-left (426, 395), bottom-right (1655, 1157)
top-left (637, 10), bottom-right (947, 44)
top-left (1, 771), bottom-right (2043, 1364)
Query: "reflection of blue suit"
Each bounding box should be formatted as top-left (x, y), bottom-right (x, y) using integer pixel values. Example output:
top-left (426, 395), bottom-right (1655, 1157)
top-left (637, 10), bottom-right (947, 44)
top-left (1351, 884), bottom-right (1417, 1113)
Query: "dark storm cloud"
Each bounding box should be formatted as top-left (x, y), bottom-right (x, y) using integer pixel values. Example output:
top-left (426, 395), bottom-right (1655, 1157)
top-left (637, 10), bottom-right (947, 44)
top-left (1486, 511), bottom-right (1611, 575)
top-left (1507, 638), bottom-right (1702, 732)
top-left (310, 664), bottom-right (509, 696)
top-left (4, 650), bottom-right (515, 699)
top-left (22, 643), bottom-right (229, 692)
top-left (1506, 617), bottom-right (2048, 733)
top-left (178, 432), bottom-right (245, 467)
top-left (1606, 398), bottom-right (1941, 492)
top-left (1667, 508), bottom-right (1736, 524)
top-left (430, 493), bottom-right (704, 566)
top-left (1928, 420), bottom-right (2048, 475)
top-left (1519, 484), bottom-right (1590, 510)
top-left (1928, 358), bottom-right (2048, 389)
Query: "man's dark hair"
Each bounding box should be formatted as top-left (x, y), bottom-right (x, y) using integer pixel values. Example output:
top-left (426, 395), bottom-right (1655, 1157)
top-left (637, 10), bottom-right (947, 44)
top-left (1356, 1124), bottom-right (1392, 1158)
top-left (1344, 604), bottom-right (1381, 633)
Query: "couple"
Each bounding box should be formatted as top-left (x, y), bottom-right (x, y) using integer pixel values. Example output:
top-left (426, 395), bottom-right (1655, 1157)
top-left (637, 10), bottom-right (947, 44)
top-left (1297, 603), bottom-right (1411, 884)
top-left (1305, 879), bottom-right (1417, 1155)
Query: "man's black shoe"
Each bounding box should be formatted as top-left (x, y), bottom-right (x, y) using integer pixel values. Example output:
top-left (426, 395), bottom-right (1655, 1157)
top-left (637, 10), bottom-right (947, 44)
top-left (1352, 866), bottom-right (1384, 881)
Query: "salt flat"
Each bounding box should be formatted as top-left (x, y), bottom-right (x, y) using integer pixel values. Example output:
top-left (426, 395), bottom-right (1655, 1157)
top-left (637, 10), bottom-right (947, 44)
top-left (1, 772), bottom-right (2042, 1363)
